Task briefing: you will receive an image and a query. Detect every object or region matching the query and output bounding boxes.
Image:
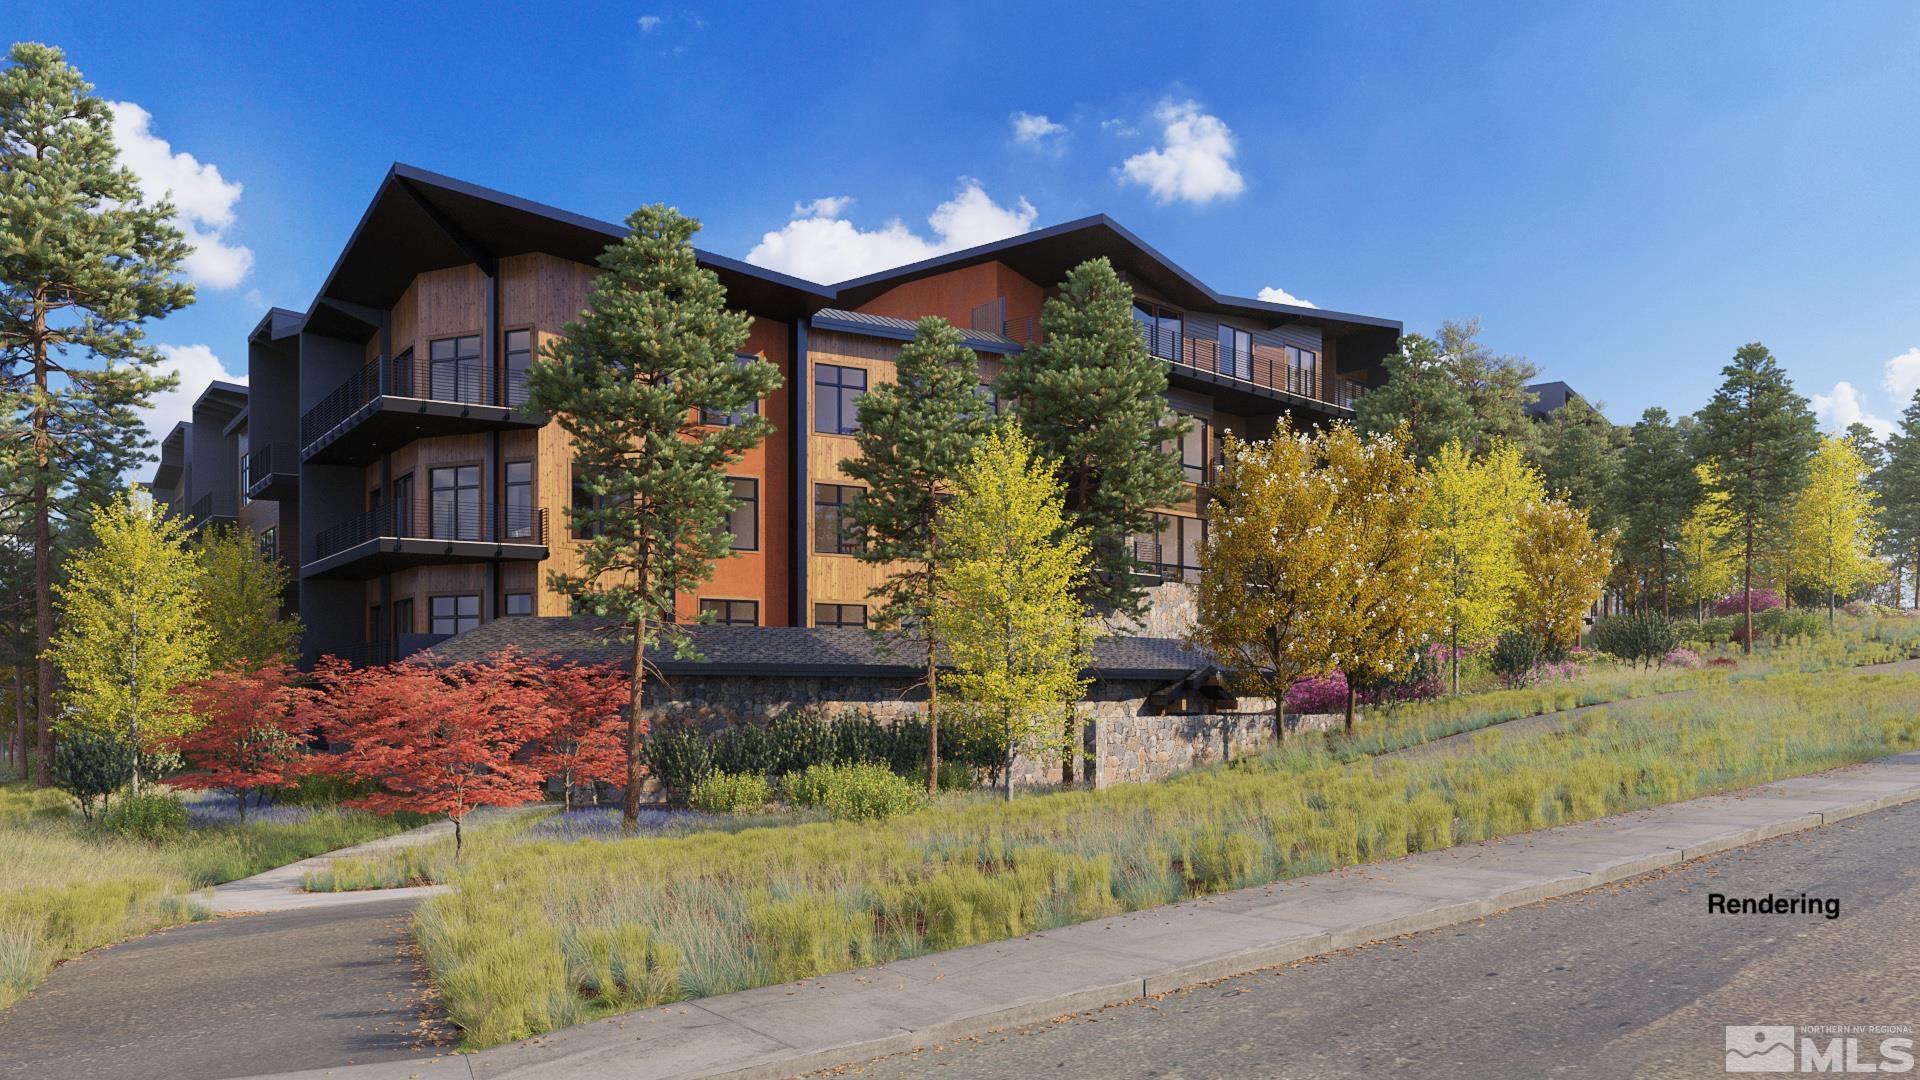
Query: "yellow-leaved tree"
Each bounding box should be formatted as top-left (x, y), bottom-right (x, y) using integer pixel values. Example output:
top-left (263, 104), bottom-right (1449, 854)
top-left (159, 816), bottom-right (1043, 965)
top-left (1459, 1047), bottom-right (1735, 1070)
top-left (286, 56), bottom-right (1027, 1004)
top-left (1195, 425), bottom-right (1345, 742)
top-left (1677, 463), bottom-right (1738, 618)
top-left (934, 426), bottom-right (1094, 800)
top-left (49, 487), bottom-right (210, 792)
top-left (1320, 423), bottom-right (1443, 732)
top-left (1511, 497), bottom-right (1614, 653)
top-left (1785, 434), bottom-right (1887, 626)
top-left (1422, 439), bottom-right (1541, 691)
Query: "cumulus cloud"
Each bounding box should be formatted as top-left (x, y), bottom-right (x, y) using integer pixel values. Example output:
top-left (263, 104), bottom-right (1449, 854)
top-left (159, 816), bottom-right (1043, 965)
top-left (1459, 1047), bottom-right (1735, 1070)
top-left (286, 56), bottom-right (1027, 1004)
top-left (144, 344), bottom-right (247, 446)
top-left (1811, 380), bottom-right (1893, 439)
top-left (108, 102), bottom-right (254, 290)
top-left (1257, 285), bottom-right (1316, 309)
top-left (1011, 111), bottom-right (1068, 154)
top-left (637, 14), bottom-right (663, 30)
top-left (746, 180), bottom-right (1038, 284)
top-left (1882, 347), bottom-right (1920, 406)
top-left (1119, 99), bottom-right (1245, 205)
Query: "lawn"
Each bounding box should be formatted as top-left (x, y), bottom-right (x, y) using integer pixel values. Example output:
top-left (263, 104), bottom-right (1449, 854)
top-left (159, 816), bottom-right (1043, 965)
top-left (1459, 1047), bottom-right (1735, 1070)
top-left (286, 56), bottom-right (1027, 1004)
top-left (409, 665), bottom-right (1920, 1047)
top-left (0, 780), bottom-right (420, 1011)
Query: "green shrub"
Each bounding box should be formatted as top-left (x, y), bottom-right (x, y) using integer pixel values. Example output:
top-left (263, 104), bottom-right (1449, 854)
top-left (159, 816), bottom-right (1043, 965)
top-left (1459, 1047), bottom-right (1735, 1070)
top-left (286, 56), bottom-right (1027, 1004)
top-left (50, 730), bottom-right (136, 819)
top-left (271, 772), bottom-right (369, 807)
top-left (689, 772), bottom-right (774, 815)
top-left (640, 727), bottom-right (711, 804)
top-left (782, 763), bottom-right (922, 821)
top-left (1591, 612), bottom-right (1678, 668)
top-left (1758, 607), bottom-right (1825, 643)
top-left (779, 764), bottom-right (836, 808)
top-left (1490, 630), bottom-right (1544, 687)
top-left (99, 792), bottom-right (188, 843)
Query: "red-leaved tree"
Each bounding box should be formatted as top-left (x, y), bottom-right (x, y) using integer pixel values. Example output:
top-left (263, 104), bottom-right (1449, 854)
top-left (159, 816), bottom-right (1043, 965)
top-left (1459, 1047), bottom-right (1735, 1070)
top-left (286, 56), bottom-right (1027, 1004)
top-left (523, 658), bottom-right (631, 811)
top-left (303, 653), bottom-right (551, 854)
top-left (172, 664), bottom-right (309, 821)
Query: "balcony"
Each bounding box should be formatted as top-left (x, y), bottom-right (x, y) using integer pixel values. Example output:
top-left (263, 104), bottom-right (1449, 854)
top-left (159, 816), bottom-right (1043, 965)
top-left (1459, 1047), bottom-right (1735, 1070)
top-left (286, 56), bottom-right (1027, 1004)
top-left (188, 489), bottom-right (239, 530)
top-left (1000, 316), bottom-right (1365, 416)
top-left (303, 495), bottom-right (548, 579)
top-left (243, 441), bottom-right (298, 502)
top-left (299, 354), bottom-right (539, 466)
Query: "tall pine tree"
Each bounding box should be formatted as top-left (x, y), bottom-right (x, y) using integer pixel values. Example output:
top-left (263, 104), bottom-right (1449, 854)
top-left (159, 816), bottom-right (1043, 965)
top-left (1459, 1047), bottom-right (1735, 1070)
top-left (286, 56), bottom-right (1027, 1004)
top-left (843, 316), bottom-right (990, 792)
top-left (1876, 390), bottom-right (1920, 607)
top-left (1535, 395), bottom-right (1620, 532)
top-left (525, 205), bottom-right (781, 832)
top-left (1612, 407), bottom-right (1699, 617)
top-left (1692, 343), bottom-right (1819, 651)
top-left (0, 43), bottom-right (193, 784)
top-left (1353, 332), bottom-right (1473, 464)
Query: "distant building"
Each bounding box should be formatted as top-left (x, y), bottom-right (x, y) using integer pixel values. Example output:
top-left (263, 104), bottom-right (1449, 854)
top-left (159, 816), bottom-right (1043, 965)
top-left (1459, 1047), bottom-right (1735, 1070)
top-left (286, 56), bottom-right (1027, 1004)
top-left (1525, 380), bottom-right (1591, 419)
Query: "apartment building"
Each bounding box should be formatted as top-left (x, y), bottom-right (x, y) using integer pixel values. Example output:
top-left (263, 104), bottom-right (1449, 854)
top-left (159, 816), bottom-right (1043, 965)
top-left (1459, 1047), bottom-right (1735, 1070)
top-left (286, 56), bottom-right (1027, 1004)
top-left (155, 165), bottom-right (1402, 667)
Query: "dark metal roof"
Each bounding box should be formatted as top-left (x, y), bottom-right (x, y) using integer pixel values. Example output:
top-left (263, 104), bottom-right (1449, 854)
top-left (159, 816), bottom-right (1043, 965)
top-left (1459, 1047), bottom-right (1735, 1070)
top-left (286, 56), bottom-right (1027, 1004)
top-left (420, 617), bottom-right (1208, 680)
top-left (810, 308), bottom-right (1022, 353)
top-left (193, 381), bottom-right (247, 415)
top-left (1525, 380), bottom-right (1581, 418)
top-left (247, 306), bottom-right (306, 343)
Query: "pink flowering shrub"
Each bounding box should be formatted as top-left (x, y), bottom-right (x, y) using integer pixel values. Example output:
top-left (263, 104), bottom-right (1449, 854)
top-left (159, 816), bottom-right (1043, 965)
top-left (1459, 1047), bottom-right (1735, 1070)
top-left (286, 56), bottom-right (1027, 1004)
top-left (1529, 659), bottom-right (1581, 683)
top-left (1284, 647), bottom-right (1447, 714)
top-left (1284, 672), bottom-right (1349, 714)
top-left (1713, 589), bottom-right (1783, 617)
top-left (1662, 648), bottom-right (1703, 669)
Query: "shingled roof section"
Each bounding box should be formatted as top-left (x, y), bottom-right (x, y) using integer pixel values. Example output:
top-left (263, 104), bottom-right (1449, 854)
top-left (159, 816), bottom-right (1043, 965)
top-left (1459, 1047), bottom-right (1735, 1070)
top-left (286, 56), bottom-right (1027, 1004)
top-left (419, 617), bottom-right (1207, 680)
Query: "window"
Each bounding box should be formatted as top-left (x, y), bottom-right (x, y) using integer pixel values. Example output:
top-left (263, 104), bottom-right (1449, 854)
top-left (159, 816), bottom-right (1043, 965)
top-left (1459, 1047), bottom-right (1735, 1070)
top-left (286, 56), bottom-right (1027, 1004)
top-left (389, 473), bottom-right (415, 536)
top-left (239, 442), bottom-right (252, 506)
top-left (1216, 325), bottom-right (1253, 381)
top-left (699, 599), bottom-right (759, 626)
top-left (1153, 514), bottom-right (1206, 583)
top-left (1132, 302), bottom-right (1183, 361)
top-left (727, 477), bottom-right (758, 551)
top-left (570, 463), bottom-right (623, 540)
top-left (505, 461), bottom-right (534, 540)
top-left (814, 364), bottom-right (866, 434)
top-left (1287, 345), bottom-right (1318, 396)
top-left (258, 527), bottom-right (278, 562)
top-left (814, 483), bottom-right (865, 554)
top-left (428, 335), bottom-right (484, 403)
top-left (392, 597), bottom-right (414, 641)
top-left (430, 594), bottom-right (481, 636)
top-left (430, 465), bottom-right (482, 541)
top-left (1178, 414), bottom-right (1210, 483)
top-left (503, 329), bottom-right (533, 408)
top-left (504, 592), bottom-right (533, 616)
top-left (814, 603), bottom-right (867, 628)
top-left (703, 354), bottom-right (763, 426)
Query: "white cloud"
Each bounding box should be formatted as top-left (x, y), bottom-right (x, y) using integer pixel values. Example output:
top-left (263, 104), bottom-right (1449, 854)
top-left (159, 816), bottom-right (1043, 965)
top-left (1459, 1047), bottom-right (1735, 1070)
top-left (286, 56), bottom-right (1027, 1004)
top-left (1011, 111), bottom-right (1068, 154)
top-left (1811, 380), bottom-right (1893, 440)
top-left (1119, 99), bottom-right (1245, 206)
top-left (637, 14), bottom-right (663, 30)
top-left (746, 179), bottom-right (1038, 284)
top-left (145, 344), bottom-right (247, 446)
top-left (1100, 117), bottom-right (1138, 138)
top-left (1257, 285), bottom-right (1316, 309)
top-left (1882, 347), bottom-right (1920, 406)
top-left (108, 101), bottom-right (254, 290)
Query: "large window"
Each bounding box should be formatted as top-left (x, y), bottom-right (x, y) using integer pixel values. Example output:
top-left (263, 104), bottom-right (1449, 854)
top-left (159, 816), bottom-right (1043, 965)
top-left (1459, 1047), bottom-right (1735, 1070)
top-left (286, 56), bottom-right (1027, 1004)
top-left (505, 461), bottom-right (534, 540)
top-left (1287, 345), bottom-right (1319, 396)
top-left (1132, 302), bottom-right (1183, 361)
top-left (814, 603), bottom-right (867, 628)
top-left (814, 483), bottom-right (865, 554)
top-left (703, 354), bottom-right (763, 426)
top-left (428, 335), bottom-right (483, 403)
top-left (389, 473), bottom-right (415, 536)
top-left (430, 594), bottom-right (481, 636)
top-left (814, 364), bottom-right (866, 435)
top-left (430, 465), bottom-right (482, 540)
top-left (699, 599), bottom-right (759, 626)
top-left (504, 329), bottom-right (532, 407)
top-left (727, 477), bottom-right (758, 551)
top-left (1174, 414), bottom-right (1210, 483)
top-left (1154, 514), bottom-right (1206, 583)
top-left (257, 527), bottom-right (277, 562)
top-left (1217, 325), bottom-right (1253, 381)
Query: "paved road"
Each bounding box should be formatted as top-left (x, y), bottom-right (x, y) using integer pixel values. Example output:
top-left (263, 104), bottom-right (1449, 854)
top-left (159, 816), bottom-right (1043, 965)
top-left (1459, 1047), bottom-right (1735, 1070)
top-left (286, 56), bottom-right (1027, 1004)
top-left (823, 799), bottom-right (1920, 1080)
top-left (0, 897), bottom-right (454, 1080)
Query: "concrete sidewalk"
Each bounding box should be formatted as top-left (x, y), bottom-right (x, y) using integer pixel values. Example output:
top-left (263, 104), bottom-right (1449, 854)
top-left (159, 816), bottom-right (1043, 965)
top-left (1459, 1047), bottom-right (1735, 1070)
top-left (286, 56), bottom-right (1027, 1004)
top-left (243, 750), bottom-right (1920, 1080)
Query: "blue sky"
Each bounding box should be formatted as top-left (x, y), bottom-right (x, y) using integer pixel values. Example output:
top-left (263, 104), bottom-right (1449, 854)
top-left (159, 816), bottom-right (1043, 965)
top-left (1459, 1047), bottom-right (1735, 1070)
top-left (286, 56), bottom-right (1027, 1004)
top-left (16, 2), bottom-right (1920, 446)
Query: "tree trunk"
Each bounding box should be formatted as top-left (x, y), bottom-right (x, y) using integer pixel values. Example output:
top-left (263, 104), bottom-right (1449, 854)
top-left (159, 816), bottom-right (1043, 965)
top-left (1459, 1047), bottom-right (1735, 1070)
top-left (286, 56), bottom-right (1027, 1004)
top-left (32, 291), bottom-right (54, 788)
top-left (1343, 683), bottom-right (1356, 734)
top-left (1741, 519), bottom-right (1754, 655)
top-left (453, 813), bottom-right (463, 858)
top-left (925, 633), bottom-right (940, 794)
top-left (1657, 543), bottom-right (1670, 620)
top-left (1829, 591), bottom-right (1836, 628)
top-left (1450, 624), bottom-right (1461, 694)
top-left (625, 623), bottom-right (647, 834)
top-left (10, 668), bottom-right (24, 778)
top-left (1003, 706), bottom-right (1014, 803)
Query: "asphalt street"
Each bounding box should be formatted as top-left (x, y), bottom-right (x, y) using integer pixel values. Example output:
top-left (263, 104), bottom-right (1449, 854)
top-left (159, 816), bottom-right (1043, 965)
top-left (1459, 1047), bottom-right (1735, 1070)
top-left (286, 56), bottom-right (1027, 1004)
top-left (819, 799), bottom-right (1920, 1080)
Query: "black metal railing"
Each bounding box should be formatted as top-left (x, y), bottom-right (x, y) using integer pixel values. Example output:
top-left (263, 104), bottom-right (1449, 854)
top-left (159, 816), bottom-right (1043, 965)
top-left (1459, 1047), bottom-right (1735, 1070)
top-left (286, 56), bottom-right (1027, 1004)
top-left (311, 496), bottom-right (548, 561)
top-left (999, 316), bottom-right (1359, 410)
top-left (300, 354), bottom-right (532, 452)
top-left (243, 441), bottom-right (296, 498)
top-left (188, 489), bottom-right (239, 528)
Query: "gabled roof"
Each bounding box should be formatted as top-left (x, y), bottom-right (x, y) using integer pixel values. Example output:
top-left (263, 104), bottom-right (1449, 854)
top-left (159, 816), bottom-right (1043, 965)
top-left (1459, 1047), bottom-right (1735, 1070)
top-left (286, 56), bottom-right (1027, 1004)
top-left (810, 308), bottom-right (1022, 354)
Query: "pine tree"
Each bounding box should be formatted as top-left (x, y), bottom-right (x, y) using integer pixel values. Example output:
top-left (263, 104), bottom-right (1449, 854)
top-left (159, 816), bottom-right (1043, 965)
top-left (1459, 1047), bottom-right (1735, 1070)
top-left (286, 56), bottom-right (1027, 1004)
top-left (1353, 333), bottom-right (1474, 464)
top-left (1422, 439), bottom-right (1541, 691)
top-left (1, 43), bottom-right (193, 785)
top-left (1785, 434), bottom-right (1886, 625)
top-left (524, 204), bottom-right (781, 832)
top-left (933, 427), bottom-right (1092, 800)
top-left (1535, 396), bottom-right (1620, 532)
top-left (842, 316), bottom-right (990, 792)
top-left (1613, 407), bottom-right (1699, 617)
top-left (195, 523), bottom-right (302, 670)
top-left (1692, 343), bottom-right (1819, 652)
top-left (47, 487), bottom-right (208, 793)
top-left (995, 257), bottom-right (1188, 622)
top-left (1881, 391), bottom-right (1920, 608)
top-left (1440, 319), bottom-right (1541, 457)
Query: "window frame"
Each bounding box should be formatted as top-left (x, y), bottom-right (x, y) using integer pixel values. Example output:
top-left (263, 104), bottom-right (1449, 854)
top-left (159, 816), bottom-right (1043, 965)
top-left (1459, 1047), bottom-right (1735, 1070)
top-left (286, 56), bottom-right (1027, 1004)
top-left (503, 327), bottom-right (533, 408)
top-left (505, 460), bottom-right (534, 540)
top-left (429, 593), bottom-right (482, 637)
top-left (727, 476), bottom-right (759, 552)
top-left (1216, 324), bottom-right (1253, 381)
top-left (428, 463), bottom-right (483, 541)
top-left (813, 483), bottom-right (866, 555)
top-left (427, 333), bottom-right (484, 404)
top-left (1133, 301), bottom-right (1184, 362)
top-left (698, 598), bottom-right (760, 626)
top-left (814, 363), bottom-right (867, 435)
top-left (813, 603), bottom-right (867, 628)
top-left (1153, 513), bottom-right (1207, 583)
top-left (504, 591), bottom-right (534, 617)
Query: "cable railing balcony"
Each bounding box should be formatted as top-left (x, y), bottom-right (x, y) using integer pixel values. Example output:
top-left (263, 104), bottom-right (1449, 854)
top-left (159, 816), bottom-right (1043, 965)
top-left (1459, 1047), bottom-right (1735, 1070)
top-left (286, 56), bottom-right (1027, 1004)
top-left (242, 441), bottom-right (297, 500)
top-left (188, 488), bottom-right (239, 529)
top-left (997, 315), bottom-right (1360, 410)
top-left (310, 494), bottom-right (548, 562)
top-left (299, 354), bottom-right (533, 454)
